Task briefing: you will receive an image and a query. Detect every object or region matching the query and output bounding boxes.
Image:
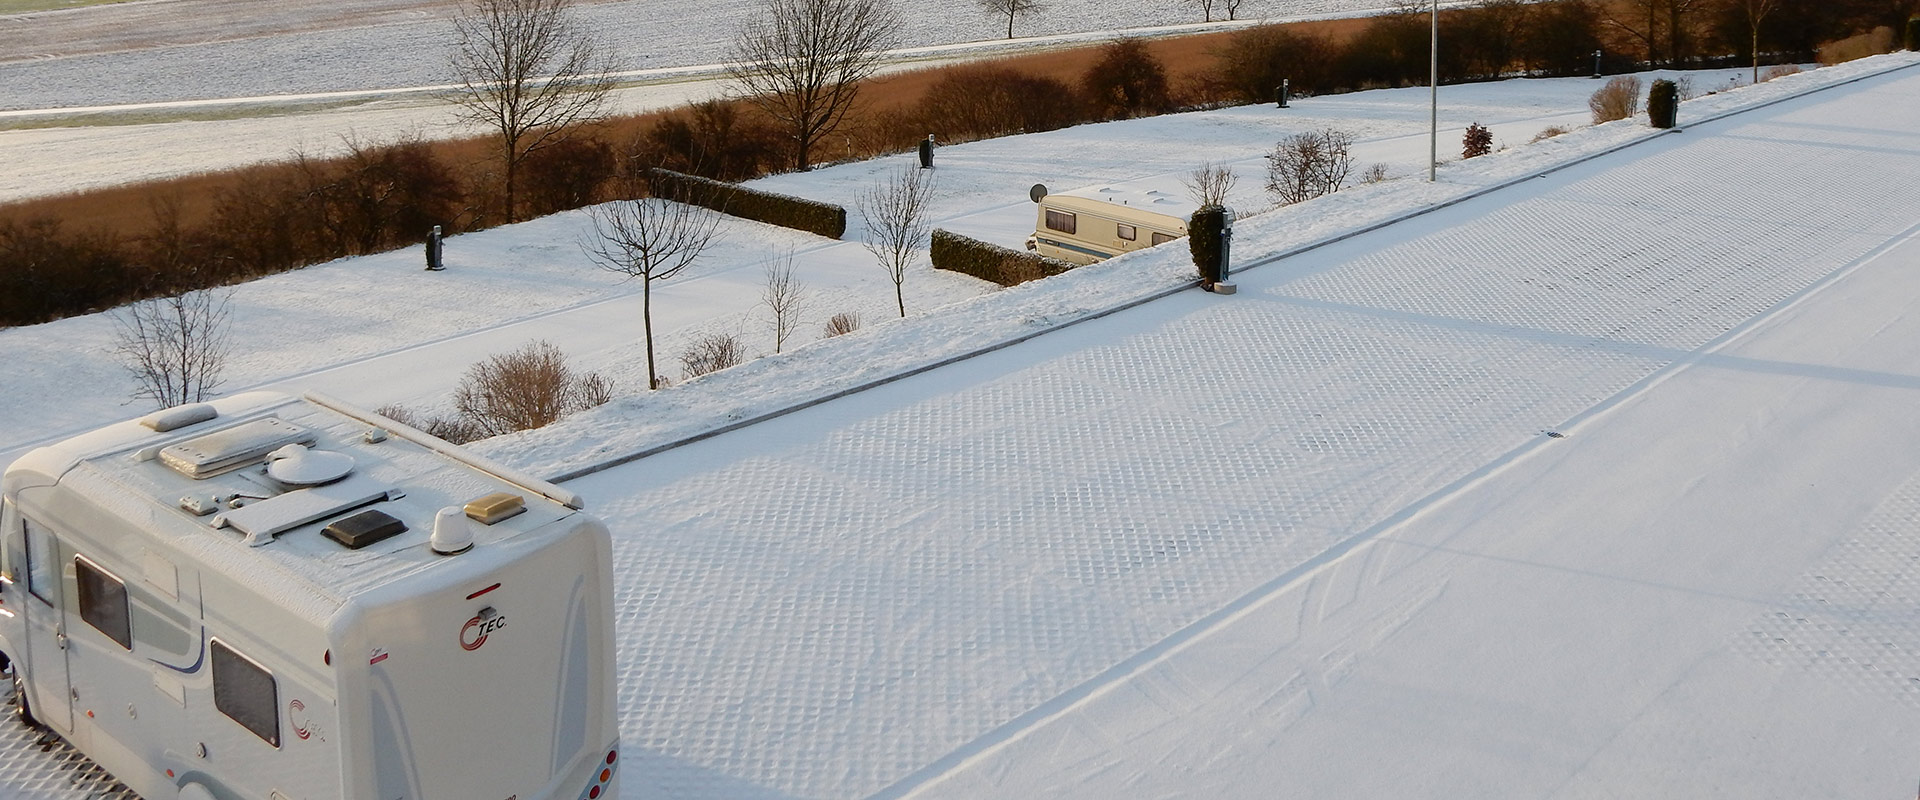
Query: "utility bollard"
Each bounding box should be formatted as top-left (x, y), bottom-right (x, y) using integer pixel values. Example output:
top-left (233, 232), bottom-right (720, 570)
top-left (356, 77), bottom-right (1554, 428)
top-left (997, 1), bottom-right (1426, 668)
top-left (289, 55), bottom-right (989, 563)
top-left (918, 134), bottom-right (935, 169)
top-left (424, 225), bottom-right (444, 271)
top-left (1276, 79), bottom-right (1290, 108)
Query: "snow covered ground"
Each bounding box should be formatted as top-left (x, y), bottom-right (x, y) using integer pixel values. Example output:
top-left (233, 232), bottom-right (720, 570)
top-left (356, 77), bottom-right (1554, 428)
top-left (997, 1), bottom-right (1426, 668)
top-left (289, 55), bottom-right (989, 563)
top-left (1, 50), bottom-right (1917, 800)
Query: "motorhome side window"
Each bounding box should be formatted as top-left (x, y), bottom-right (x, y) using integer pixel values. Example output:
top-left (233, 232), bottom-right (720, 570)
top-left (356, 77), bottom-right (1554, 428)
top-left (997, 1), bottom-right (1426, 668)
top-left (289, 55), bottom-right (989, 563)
top-left (1045, 209), bottom-right (1077, 234)
top-left (23, 519), bottom-right (55, 605)
top-left (75, 556), bottom-right (133, 649)
top-left (212, 639), bottom-right (281, 748)
top-left (1117, 224), bottom-right (1136, 241)
top-left (1151, 232), bottom-right (1178, 245)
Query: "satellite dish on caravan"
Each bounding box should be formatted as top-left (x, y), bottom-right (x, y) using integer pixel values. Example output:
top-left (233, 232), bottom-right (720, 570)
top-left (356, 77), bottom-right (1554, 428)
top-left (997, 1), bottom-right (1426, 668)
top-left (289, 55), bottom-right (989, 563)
top-left (1029, 183), bottom-right (1048, 203)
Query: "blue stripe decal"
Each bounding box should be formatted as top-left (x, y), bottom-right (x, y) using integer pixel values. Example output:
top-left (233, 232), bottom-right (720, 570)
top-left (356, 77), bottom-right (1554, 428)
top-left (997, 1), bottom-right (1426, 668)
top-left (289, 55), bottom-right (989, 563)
top-left (1034, 237), bottom-right (1116, 260)
top-left (149, 632), bottom-right (205, 674)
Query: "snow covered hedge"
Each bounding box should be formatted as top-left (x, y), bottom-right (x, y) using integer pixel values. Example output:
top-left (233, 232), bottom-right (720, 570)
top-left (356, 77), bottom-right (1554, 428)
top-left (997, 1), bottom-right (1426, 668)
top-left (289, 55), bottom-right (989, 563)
top-left (930, 228), bottom-right (1074, 286)
top-left (647, 168), bottom-right (846, 239)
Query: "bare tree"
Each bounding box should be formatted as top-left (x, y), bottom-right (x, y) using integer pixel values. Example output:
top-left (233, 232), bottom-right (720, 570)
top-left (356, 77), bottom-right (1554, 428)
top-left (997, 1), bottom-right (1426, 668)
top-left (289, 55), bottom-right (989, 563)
top-left (978, 0), bottom-right (1044, 37)
top-left (580, 196), bottom-right (722, 389)
top-left (858, 164), bottom-right (936, 318)
top-left (726, 0), bottom-right (899, 171)
top-left (1182, 162), bottom-right (1238, 209)
top-left (1265, 129), bottom-right (1355, 206)
top-left (1191, 0), bottom-right (1218, 22)
top-left (1223, 0), bottom-right (1247, 19)
top-left (762, 249), bottom-right (808, 353)
top-left (113, 288), bottom-right (233, 410)
top-left (1738, 0), bottom-right (1782, 83)
top-left (449, 0), bottom-right (613, 223)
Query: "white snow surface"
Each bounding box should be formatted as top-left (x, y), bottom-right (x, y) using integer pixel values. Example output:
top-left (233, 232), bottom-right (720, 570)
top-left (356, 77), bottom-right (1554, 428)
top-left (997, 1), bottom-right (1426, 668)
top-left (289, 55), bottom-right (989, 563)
top-left (2, 52), bottom-right (1919, 799)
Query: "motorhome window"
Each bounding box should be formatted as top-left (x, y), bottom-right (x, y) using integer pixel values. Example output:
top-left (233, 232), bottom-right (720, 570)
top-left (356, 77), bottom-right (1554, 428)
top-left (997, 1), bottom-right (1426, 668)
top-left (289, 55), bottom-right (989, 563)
top-left (212, 639), bottom-right (280, 747)
top-left (1151, 232), bottom-right (1178, 245)
top-left (23, 519), bottom-right (55, 605)
top-left (1117, 224), bottom-right (1137, 241)
top-left (75, 556), bottom-right (132, 650)
top-left (1045, 210), bottom-right (1077, 234)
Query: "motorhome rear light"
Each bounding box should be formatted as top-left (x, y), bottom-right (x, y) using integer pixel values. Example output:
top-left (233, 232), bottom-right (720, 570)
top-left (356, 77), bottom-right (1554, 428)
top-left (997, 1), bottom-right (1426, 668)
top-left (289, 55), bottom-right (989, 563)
top-left (323, 650), bottom-right (330, 665)
top-left (463, 492), bottom-right (526, 525)
top-left (607, 749), bottom-right (617, 764)
top-left (589, 787), bottom-right (600, 799)
top-left (466, 583), bottom-right (501, 600)
top-left (323, 510), bottom-right (406, 550)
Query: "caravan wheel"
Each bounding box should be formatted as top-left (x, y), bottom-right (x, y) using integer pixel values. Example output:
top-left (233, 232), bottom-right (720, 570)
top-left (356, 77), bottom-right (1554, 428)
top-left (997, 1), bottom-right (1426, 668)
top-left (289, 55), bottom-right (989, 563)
top-left (10, 666), bottom-right (35, 728)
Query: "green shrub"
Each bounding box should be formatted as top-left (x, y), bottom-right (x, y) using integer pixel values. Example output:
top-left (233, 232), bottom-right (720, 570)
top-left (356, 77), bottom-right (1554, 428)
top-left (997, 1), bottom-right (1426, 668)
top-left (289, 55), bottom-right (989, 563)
top-left (930, 228), bottom-right (1073, 286)
top-left (1188, 206), bottom-right (1230, 284)
top-left (647, 168), bottom-right (846, 239)
top-left (1648, 79), bottom-right (1678, 129)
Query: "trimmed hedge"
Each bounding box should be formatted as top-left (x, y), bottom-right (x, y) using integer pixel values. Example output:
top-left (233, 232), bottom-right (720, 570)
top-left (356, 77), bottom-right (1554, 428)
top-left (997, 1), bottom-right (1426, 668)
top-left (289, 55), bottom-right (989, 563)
top-left (930, 228), bottom-right (1074, 287)
top-left (1648, 79), bottom-right (1678, 129)
top-left (1908, 17), bottom-right (1919, 51)
top-left (1188, 206), bottom-right (1230, 284)
top-left (646, 168), bottom-right (846, 239)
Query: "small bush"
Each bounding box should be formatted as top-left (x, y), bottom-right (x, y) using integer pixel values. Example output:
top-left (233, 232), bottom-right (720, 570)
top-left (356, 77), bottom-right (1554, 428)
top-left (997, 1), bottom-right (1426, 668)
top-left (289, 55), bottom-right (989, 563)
top-left (1081, 39), bottom-right (1175, 120)
top-left (1204, 24), bottom-right (1336, 103)
top-left (451, 340), bottom-right (612, 439)
top-left (374, 403), bottom-right (486, 445)
top-left (1530, 125), bottom-right (1570, 143)
top-left (1647, 79), bottom-right (1678, 129)
top-left (1760, 64), bottom-right (1802, 81)
top-left (1462, 123), bottom-right (1493, 159)
top-left (1266, 128), bottom-right (1355, 205)
top-left (1182, 163), bottom-right (1237, 208)
top-left (929, 228), bottom-right (1074, 287)
top-left (823, 312), bottom-right (862, 338)
top-left (1818, 26), bottom-right (1897, 64)
top-left (1361, 163), bottom-right (1390, 184)
top-left (1589, 75), bottom-right (1642, 124)
top-left (680, 333), bottom-right (746, 379)
top-left (648, 168), bottom-right (846, 239)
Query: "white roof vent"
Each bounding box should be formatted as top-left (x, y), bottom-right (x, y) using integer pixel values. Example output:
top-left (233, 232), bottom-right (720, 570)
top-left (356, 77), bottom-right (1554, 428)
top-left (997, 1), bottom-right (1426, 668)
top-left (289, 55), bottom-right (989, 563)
top-left (161, 418), bottom-right (315, 479)
top-left (265, 443), bottom-right (355, 487)
top-left (140, 404), bottom-right (218, 432)
top-left (430, 507), bottom-right (475, 555)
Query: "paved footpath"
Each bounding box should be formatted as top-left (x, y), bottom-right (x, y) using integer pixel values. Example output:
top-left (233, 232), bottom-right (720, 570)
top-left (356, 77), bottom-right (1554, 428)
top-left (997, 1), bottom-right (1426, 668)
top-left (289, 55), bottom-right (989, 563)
top-left (4, 66), bottom-right (1919, 798)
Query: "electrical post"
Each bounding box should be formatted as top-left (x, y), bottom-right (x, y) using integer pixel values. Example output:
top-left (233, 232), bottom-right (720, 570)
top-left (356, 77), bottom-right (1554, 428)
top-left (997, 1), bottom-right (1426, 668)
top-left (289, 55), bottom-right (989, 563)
top-left (1429, 0), bottom-right (1438, 182)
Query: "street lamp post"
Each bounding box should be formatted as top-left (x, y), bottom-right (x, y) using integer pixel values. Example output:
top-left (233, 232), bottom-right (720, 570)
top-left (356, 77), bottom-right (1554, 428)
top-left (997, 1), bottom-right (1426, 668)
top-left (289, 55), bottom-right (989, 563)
top-left (1429, 0), bottom-right (1438, 182)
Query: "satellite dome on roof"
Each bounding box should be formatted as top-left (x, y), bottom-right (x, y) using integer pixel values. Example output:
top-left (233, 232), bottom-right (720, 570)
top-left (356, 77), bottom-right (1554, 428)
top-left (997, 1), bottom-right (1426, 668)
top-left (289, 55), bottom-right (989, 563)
top-left (264, 443), bottom-right (355, 486)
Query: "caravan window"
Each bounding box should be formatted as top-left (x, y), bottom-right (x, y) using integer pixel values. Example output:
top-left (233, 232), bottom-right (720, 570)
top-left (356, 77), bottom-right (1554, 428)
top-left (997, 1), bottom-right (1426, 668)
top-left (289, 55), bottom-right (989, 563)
top-left (1044, 209), bottom-right (1077, 234)
top-left (23, 519), bottom-right (55, 605)
top-left (1117, 224), bottom-right (1137, 241)
top-left (213, 639), bottom-right (281, 747)
top-left (1151, 232), bottom-right (1178, 245)
top-left (75, 556), bottom-right (132, 649)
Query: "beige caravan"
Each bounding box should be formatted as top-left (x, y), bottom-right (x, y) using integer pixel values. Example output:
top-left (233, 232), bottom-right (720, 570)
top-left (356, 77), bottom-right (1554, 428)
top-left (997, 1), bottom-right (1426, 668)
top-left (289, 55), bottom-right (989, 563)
top-left (1026, 186), bottom-right (1191, 265)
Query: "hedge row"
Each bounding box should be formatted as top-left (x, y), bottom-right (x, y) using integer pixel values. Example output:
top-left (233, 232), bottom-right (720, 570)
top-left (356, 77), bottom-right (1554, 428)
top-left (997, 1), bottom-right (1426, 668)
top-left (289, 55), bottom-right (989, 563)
top-left (647, 168), bottom-right (846, 239)
top-left (929, 228), bottom-right (1074, 287)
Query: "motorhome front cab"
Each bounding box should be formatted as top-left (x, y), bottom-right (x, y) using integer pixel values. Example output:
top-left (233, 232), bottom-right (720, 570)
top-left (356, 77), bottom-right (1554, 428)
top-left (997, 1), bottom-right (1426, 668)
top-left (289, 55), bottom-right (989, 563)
top-left (1025, 188), bottom-right (1191, 265)
top-left (0, 391), bottom-right (619, 800)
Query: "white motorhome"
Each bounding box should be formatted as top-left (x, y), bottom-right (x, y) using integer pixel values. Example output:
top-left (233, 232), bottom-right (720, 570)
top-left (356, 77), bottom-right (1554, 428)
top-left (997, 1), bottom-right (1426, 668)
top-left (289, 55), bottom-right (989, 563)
top-left (1025, 185), bottom-right (1191, 265)
top-left (0, 391), bottom-right (619, 800)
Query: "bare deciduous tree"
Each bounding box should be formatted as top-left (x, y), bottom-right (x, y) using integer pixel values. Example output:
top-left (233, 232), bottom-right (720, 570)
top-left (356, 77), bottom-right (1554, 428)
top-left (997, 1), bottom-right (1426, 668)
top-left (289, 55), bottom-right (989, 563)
top-left (1182, 162), bottom-right (1238, 209)
top-left (581, 196), bottom-right (722, 389)
top-left (1191, 0), bottom-right (1219, 22)
top-left (452, 339), bottom-right (611, 437)
top-left (113, 288), bottom-right (232, 410)
top-left (450, 0), bottom-right (612, 223)
top-left (858, 164), bottom-right (936, 318)
top-left (978, 0), bottom-right (1044, 37)
top-left (1265, 129), bottom-right (1355, 206)
top-left (726, 0), bottom-right (898, 171)
top-left (762, 249), bottom-right (808, 353)
top-left (1739, 0), bottom-right (1782, 83)
top-left (1223, 0), bottom-right (1247, 20)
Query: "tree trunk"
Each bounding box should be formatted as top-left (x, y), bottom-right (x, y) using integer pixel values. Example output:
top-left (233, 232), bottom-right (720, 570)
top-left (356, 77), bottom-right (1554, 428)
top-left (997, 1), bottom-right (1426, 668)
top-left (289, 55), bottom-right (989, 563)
top-left (895, 278), bottom-right (905, 318)
top-left (503, 138), bottom-right (519, 224)
top-left (1006, 11), bottom-right (1014, 40)
top-left (643, 274), bottom-right (658, 389)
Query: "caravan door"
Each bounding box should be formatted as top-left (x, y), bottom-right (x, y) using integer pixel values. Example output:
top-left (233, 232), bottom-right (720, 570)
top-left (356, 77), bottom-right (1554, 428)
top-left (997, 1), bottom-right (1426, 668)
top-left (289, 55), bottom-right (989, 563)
top-left (18, 515), bottom-right (73, 732)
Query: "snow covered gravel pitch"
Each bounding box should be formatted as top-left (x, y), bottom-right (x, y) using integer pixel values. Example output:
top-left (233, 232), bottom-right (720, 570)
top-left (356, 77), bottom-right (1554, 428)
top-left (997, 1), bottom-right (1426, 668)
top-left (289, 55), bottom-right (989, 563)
top-left (2, 56), bottom-right (1918, 799)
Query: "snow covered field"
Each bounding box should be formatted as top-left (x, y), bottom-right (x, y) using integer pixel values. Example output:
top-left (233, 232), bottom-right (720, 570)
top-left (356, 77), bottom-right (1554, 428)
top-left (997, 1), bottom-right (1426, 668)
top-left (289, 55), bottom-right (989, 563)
top-left (0, 0), bottom-right (1398, 110)
top-left (1, 49), bottom-right (1917, 800)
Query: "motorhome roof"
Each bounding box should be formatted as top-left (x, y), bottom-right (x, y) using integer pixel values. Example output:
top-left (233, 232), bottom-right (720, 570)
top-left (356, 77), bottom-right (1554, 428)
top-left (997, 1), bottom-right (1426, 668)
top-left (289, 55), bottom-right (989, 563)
top-left (1053, 184), bottom-right (1197, 218)
top-left (5, 392), bottom-right (580, 625)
